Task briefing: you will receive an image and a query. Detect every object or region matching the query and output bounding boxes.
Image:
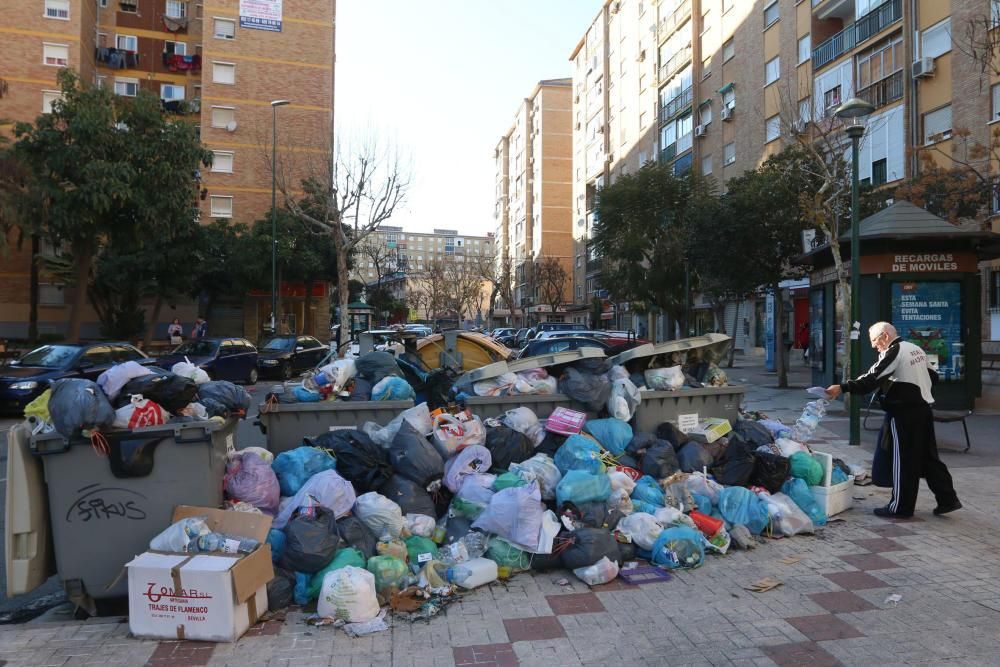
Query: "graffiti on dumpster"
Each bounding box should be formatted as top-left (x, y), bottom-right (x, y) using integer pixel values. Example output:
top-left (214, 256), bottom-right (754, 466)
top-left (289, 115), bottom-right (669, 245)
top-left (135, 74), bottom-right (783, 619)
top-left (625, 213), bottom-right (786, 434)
top-left (65, 483), bottom-right (148, 522)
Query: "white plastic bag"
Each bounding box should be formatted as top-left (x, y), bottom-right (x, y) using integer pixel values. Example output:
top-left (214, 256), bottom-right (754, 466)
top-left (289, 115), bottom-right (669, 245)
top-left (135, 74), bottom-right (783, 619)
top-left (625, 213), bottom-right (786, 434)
top-left (761, 491), bottom-right (815, 536)
top-left (472, 482), bottom-right (545, 553)
top-left (776, 437), bottom-right (809, 458)
top-left (573, 556), bottom-right (619, 586)
top-left (443, 445), bottom-right (492, 493)
top-left (509, 453), bottom-right (562, 500)
top-left (230, 446), bottom-right (273, 463)
top-left (500, 407), bottom-right (545, 447)
top-left (354, 492), bottom-right (404, 538)
top-left (113, 394), bottom-right (168, 430)
top-left (473, 372), bottom-right (517, 396)
top-left (404, 514), bottom-right (436, 538)
top-left (365, 403), bottom-right (433, 447)
top-left (319, 359), bottom-right (357, 392)
top-left (172, 358), bottom-right (210, 385)
top-left (684, 472), bottom-right (724, 505)
top-left (608, 488), bottom-right (634, 515)
top-left (608, 470), bottom-right (637, 495)
top-left (272, 470), bottom-right (357, 530)
top-left (511, 369), bottom-right (558, 396)
top-left (177, 402), bottom-right (209, 420)
top-left (149, 517), bottom-right (209, 552)
top-left (653, 506), bottom-right (697, 530)
top-left (318, 566), bottom-right (380, 622)
top-left (608, 378), bottom-right (641, 421)
top-left (617, 512), bottom-right (665, 551)
top-left (432, 412), bottom-right (486, 456)
top-left (644, 366), bottom-right (685, 391)
top-left (97, 361), bottom-right (154, 401)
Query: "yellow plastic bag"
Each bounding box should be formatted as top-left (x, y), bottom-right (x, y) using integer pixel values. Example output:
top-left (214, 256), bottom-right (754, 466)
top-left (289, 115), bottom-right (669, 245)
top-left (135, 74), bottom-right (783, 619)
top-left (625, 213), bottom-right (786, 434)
top-left (24, 389), bottom-right (51, 423)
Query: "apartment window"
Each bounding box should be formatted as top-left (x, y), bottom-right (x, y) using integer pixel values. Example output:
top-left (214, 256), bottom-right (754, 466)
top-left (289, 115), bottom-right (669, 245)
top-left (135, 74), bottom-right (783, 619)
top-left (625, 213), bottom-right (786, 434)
top-left (857, 36), bottom-right (903, 88)
top-left (113, 77), bottom-right (139, 97)
top-left (722, 87), bottom-right (735, 108)
top-left (98, 0), bottom-right (108, 6)
top-left (871, 159), bottom-right (887, 187)
top-left (44, 0), bottom-right (70, 19)
top-left (210, 106), bottom-right (235, 128)
top-left (765, 115), bottom-right (781, 143)
top-left (116, 35), bottom-right (138, 52)
top-left (798, 35), bottom-right (811, 64)
top-left (824, 85), bottom-right (842, 113)
top-left (210, 195), bottom-right (233, 218)
top-left (42, 43), bottom-right (69, 66)
top-left (41, 90), bottom-right (61, 113)
top-left (576, 285), bottom-right (583, 300)
top-left (920, 19), bottom-right (951, 59)
top-left (763, 1), bottom-right (779, 28)
top-left (699, 102), bottom-right (712, 126)
top-left (722, 0), bottom-right (734, 13)
top-left (677, 113), bottom-right (694, 153)
top-left (213, 18), bottom-right (236, 39)
top-left (764, 57), bottom-right (780, 86)
top-left (992, 83), bottom-right (1000, 120)
top-left (160, 84), bottom-right (185, 101)
top-left (723, 39), bottom-right (734, 62)
top-left (701, 154), bottom-right (713, 175)
top-left (165, 0), bottom-right (187, 18)
top-left (212, 62), bottom-right (235, 85)
top-left (39, 283), bottom-right (65, 306)
top-left (799, 97), bottom-right (812, 123)
top-left (723, 142), bottom-right (736, 166)
top-left (120, 0), bottom-right (137, 12)
top-left (923, 105), bottom-right (952, 144)
top-left (993, 0), bottom-right (1000, 27)
top-left (164, 40), bottom-right (187, 56)
top-left (211, 151), bottom-right (234, 173)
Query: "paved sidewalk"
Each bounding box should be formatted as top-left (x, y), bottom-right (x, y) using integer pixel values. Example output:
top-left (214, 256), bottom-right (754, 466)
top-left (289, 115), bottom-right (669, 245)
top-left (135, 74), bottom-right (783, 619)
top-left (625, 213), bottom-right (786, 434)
top-left (3, 362), bottom-right (1000, 667)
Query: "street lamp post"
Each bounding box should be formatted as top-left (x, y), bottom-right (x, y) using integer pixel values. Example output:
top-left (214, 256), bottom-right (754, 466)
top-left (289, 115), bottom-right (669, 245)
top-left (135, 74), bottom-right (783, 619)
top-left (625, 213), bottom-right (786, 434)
top-left (835, 97), bottom-right (875, 447)
top-left (270, 99), bottom-right (291, 334)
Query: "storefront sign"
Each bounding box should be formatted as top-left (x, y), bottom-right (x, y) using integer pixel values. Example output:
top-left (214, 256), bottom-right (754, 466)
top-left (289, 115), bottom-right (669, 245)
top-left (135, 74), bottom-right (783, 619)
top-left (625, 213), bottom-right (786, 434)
top-left (248, 282), bottom-right (326, 298)
top-left (239, 0), bottom-right (282, 31)
top-left (861, 251), bottom-right (977, 274)
top-left (891, 281), bottom-right (964, 380)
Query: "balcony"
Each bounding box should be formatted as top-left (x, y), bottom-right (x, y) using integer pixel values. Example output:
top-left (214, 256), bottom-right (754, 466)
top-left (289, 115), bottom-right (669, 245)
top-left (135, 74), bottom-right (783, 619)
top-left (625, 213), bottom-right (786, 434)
top-left (660, 144), bottom-right (677, 163)
top-left (659, 86), bottom-right (692, 124)
top-left (857, 70), bottom-right (903, 110)
top-left (812, 0), bottom-right (901, 70)
top-left (659, 44), bottom-right (692, 82)
top-left (657, 0), bottom-right (692, 42)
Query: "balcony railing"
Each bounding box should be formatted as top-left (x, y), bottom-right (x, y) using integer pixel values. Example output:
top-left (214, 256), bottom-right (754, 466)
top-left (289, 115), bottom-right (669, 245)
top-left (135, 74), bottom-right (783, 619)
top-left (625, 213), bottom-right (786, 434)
top-left (657, 0), bottom-right (692, 41)
top-left (659, 86), bottom-right (692, 124)
top-left (659, 44), bottom-right (692, 81)
top-left (812, 0), bottom-right (901, 69)
top-left (660, 144), bottom-right (677, 163)
top-left (857, 69), bottom-right (904, 110)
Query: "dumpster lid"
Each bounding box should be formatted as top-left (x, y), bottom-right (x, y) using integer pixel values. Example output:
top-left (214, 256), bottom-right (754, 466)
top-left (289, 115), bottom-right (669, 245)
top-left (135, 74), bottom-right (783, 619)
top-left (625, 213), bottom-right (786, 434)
top-left (611, 334), bottom-right (732, 364)
top-left (507, 347), bottom-right (605, 373)
top-left (456, 361), bottom-right (511, 385)
top-left (607, 343), bottom-right (656, 366)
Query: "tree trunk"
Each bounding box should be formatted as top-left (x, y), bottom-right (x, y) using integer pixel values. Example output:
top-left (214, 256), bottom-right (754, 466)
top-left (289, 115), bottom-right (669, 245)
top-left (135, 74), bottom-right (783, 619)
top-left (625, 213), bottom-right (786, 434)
top-left (304, 278), bottom-right (314, 337)
top-left (28, 235), bottom-right (39, 346)
top-left (727, 299), bottom-right (739, 368)
top-left (487, 282), bottom-right (498, 329)
top-left (774, 283), bottom-right (788, 388)
top-left (143, 294), bottom-right (163, 350)
top-left (337, 247), bottom-right (350, 357)
top-left (67, 238), bottom-right (94, 342)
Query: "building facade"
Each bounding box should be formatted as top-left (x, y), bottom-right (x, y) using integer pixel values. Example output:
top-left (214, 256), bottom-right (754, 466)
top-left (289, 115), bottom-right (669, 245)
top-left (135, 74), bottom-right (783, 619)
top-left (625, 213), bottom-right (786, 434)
top-left (494, 78), bottom-right (574, 326)
top-left (569, 0), bottom-right (999, 344)
top-left (0, 0), bottom-right (335, 340)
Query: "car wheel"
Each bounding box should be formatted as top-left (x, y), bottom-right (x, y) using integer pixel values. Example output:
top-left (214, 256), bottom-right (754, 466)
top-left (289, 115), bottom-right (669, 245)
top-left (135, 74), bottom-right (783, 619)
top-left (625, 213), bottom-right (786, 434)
top-left (246, 367), bottom-right (259, 385)
top-left (281, 363), bottom-right (292, 381)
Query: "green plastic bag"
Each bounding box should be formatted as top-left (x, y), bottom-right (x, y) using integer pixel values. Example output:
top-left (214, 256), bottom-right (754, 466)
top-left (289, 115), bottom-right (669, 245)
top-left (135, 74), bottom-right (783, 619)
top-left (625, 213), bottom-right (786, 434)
top-left (404, 535), bottom-right (438, 565)
top-left (789, 452), bottom-right (823, 486)
top-left (307, 548), bottom-right (366, 601)
top-left (449, 496), bottom-right (487, 520)
top-left (493, 472), bottom-right (527, 491)
top-left (366, 555), bottom-right (408, 594)
top-left (485, 537), bottom-right (531, 573)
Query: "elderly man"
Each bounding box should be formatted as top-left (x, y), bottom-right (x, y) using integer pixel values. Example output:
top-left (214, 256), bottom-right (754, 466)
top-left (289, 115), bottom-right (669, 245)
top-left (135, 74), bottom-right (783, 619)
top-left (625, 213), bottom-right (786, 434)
top-left (827, 321), bottom-right (961, 518)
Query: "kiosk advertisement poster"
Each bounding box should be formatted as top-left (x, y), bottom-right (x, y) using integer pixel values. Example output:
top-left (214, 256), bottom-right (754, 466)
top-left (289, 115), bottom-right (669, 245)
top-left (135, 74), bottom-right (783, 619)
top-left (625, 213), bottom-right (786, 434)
top-left (891, 281), bottom-right (963, 381)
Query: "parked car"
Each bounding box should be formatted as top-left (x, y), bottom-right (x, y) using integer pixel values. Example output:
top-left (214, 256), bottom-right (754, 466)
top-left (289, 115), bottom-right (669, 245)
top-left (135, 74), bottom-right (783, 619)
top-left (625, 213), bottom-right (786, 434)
top-left (539, 330), bottom-right (648, 346)
top-left (0, 342), bottom-right (154, 414)
top-left (515, 336), bottom-right (611, 359)
top-left (158, 337), bottom-right (259, 384)
top-left (257, 335), bottom-right (327, 380)
top-left (491, 327), bottom-right (515, 340)
top-left (403, 324), bottom-right (433, 338)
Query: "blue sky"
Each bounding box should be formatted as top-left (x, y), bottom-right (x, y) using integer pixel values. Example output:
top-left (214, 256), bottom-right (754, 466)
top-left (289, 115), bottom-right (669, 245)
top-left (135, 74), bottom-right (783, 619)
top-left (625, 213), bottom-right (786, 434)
top-left (335, 0), bottom-right (604, 236)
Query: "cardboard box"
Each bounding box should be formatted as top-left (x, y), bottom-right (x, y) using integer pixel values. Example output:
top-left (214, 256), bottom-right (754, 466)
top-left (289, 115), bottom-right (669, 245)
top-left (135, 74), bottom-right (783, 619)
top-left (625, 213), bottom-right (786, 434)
top-left (686, 417), bottom-right (732, 444)
top-left (127, 506), bottom-right (274, 643)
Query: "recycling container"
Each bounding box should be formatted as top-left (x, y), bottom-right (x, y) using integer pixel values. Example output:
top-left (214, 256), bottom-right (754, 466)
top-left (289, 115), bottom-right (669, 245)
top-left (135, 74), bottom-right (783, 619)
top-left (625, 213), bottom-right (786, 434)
top-left (633, 385), bottom-right (747, 433)
top-left (256, 400), bottom-right (415, 453)
top-left (27, 420), bottom-right (232, 613)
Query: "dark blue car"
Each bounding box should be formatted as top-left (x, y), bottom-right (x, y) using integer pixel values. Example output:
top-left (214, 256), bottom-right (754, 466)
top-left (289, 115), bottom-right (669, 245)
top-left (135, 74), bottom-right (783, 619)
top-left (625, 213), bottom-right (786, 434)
top-left (158, 337), bottom-right (259, 385)
top-left (0, 342), bottom-right (154, 414)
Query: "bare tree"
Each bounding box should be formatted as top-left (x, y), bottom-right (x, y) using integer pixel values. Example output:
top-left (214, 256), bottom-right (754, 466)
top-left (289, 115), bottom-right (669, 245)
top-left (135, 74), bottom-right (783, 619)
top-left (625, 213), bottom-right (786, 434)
top-left (954, 8), bottom-right (1000, 89)
top-left (534, 256), bottom-right (569, 318)
top-left (470, 246), bottom-right (514, 327)
top-left (356, 236), bottom-right (399, 288)
top-left (444, 258), bottom-right (485, 325)
top-left (409, 259), bottom-right (449, 326)
top-left (271, 130), bottom-right (410, 351)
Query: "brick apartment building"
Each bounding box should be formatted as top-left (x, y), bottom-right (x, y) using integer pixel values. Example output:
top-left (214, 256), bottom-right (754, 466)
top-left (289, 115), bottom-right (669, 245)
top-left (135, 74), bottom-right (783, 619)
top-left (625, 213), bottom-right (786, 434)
top-left (0, 0), bottom-right (335, 341)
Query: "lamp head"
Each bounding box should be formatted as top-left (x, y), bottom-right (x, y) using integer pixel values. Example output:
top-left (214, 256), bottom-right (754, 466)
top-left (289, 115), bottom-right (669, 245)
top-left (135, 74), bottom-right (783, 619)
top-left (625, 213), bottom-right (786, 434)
top-left (834, 97), bottom-right (875, 135)
top-left (270, 99), bottom-right (291, 107)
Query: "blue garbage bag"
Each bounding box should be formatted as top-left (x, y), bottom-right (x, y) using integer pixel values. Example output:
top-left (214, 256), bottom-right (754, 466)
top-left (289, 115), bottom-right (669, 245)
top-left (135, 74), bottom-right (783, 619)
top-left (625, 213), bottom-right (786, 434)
top-left (651, 526), bottom-right (705, 569)
top-left (583, 419), bottom-right (633, 456)
top-left (556, 469), bottom-right (611, 507)
top-left (717, 486), bottom-right (770, 534)
top-left (372, 376), bottom-right (415, 401)
top-left (631, 476), bottom-right (665, 508)
top-left (267, 528), bottom-right (286, 563)
top-left (631, 499), bottom-right (660, 515)
top-left (48, 378), bottom-right (115, 438)
top-left (293, 571), bottom-right (311, 606)
top-left (692, 493), bottom-right (713, 514)
top-left (293, 386), bottom-right (322, 402)
top-left (554, 434), bottom-right (606, 475)
top-left (272, 446), bottom-right (337, 496)
top-left (831, 467), bottom-right (849, 485)
top-left (781, 477), bottom-right (827, 526)
top-left (197, 380), bottom-right (252, 417)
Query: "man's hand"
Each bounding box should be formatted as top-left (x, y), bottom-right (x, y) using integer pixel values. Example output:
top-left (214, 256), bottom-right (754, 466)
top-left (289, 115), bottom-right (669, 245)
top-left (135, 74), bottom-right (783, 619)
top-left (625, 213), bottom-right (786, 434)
top-left (825, 384), bottom-right (842, 399)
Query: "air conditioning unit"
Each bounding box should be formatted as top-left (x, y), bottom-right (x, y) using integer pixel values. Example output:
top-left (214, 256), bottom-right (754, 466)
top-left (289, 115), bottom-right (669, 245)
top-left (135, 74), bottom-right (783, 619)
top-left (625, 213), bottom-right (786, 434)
top-left (637, 50), bottom-right (646, 63)
top-left (791, 119), bottom-right (809, 134)
top-left (694, 124), bottom-right (707, 137)
top-left (912, 56), bottom-right (935, 79)
top-left (721, 106), bottom-right (734, 121)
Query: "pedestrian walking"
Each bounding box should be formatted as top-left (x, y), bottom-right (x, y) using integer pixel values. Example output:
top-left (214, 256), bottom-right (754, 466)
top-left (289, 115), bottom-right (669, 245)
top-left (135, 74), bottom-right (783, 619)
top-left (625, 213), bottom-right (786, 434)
top-left (826, 321), bottom-right (961, 518)
top-left (167, 318), bottom-right (183, 345)
top-left (191, 317), bottom-right (208, 339)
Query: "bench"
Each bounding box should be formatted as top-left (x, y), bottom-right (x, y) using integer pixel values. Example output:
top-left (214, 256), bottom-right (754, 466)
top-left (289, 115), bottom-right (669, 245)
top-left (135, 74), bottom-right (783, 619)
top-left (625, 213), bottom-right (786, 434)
top-left (864, 396), bottom-right (972, 452)
top-left (983, 353), bottom-right (1000, 371)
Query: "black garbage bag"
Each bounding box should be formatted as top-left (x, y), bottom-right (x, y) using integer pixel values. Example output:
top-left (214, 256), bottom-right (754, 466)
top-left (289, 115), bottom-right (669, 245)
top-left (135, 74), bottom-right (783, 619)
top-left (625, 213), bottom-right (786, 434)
top-left (561, 527), bottom-right (621, 570)
top-left (535, 431), bottom-right (566, 458)
top-left (443, 516), bottom-right (476, 545)
top-left (116, 372), bottom-right (197, 413)
top-left (529, 548), bottom-right (565, 571)
top-left (709, 438), bottom-right (757, 487)
top-left (267, 568), bottom-right (295, 612)
top-left (306, 429), bottom-right (393, 494)
top-left (197, 380), bottom-right (251, 418)
top-left (616, 540), bottom-right (636, 562)
top-left (387, 421), bottom-right (444, 489)
top-left (616, 453), bottom-right (642, 470)
top-left (677, 441), bottom-right (715, 473)
top-left (347, 377), bottom-right (373, 401)
top-left (558, 367), bottom-right (611, 413)
top-left (49, 378), bottom-right (115, 438)
top-left (484, 425), bottom-right (534, 472)
top-left (570, 358), bottom-right (612, 375)
top-left (280, 506), bottom-right (342, 573)
top-left (559, 500), bottom-right (607, 529)
top-left (625, 432), bottom-right (658, 457)
top-left (355, 352), bottom-right (403, 385)
top-left (378, 474), bottom-right (437, 518)
top-left (750, 452), bottom-right (791, 494)
top-left (333, 515), bottom-right (377, 559)
top-left (655, 422), bottom-right (690, 451)
top-left (642, 441), bottom-right (681, 479)
top-left (733, 419), bottom-right (774, 449)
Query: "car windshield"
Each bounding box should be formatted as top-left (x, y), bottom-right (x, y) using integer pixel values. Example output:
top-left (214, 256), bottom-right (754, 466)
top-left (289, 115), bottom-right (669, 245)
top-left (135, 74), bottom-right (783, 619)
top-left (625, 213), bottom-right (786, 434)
top-left (16, 344), bottom-right (81, 368)
top-left (260, 337), bottom-right (294, 352)
top-left (173, 340), bottom-right (218, 356)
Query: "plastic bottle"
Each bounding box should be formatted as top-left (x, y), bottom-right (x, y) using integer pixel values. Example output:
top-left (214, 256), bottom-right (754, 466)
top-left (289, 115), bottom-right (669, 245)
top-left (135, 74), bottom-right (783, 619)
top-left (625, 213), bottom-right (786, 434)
top-left (301, 371), bottom-right (332, 392)
top-left (462, 532), bottom-right (489, 559)
top-left (446, 557), bottom-right (498, 589)
top-left (438, 540), bottom-right (470, 565)
top-left (193, 532), bottom-right (260, 554)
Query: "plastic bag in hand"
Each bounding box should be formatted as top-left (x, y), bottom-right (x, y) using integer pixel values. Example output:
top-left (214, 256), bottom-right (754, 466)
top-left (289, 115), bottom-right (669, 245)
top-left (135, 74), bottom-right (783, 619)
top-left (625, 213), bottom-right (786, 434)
top-left (225, 451), bottom-right (280, 514)
top-left (272, 469), bottom-right (357, 530)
